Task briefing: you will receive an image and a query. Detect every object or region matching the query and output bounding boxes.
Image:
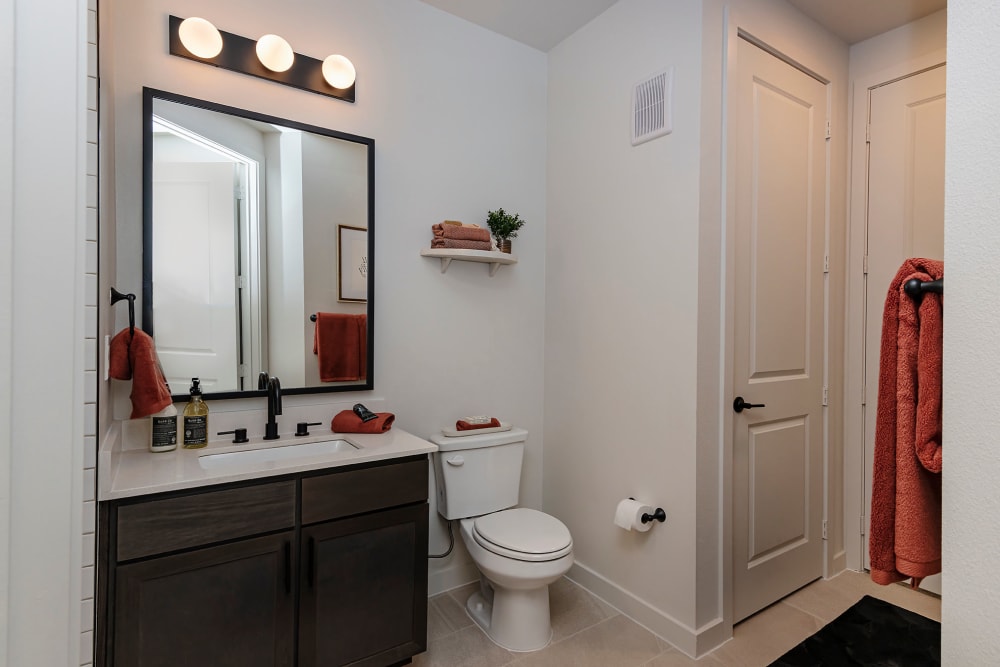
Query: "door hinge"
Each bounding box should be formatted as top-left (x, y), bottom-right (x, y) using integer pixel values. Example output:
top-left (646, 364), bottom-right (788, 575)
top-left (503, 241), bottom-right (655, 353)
top-left (823, 255), bottom-right (830, 273)
top-left (825, 120), bottom-right (831, 140)
top-left (822, 387), bottom-right (829, 406)
top-left (866, 122), bottom-right (871, 144)
top-left (860, 515), bottom-right (867, 536)
top-left (236, 274), bottom-right (247, 289)
top-left (822, 520), bottom-right (828, 540)
top-left (863, 254), bottom-right (869, 275)
top-left (239, 363), bottom-right (248, 378)
top-left (861, 382), bottom-right (866, 406)
top-left (235, 185), bottom-right (245, 200)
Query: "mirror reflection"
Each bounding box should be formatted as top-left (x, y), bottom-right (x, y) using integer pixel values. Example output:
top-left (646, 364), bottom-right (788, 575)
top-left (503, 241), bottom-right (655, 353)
top-left (143, 89), bottom-right (374, 399)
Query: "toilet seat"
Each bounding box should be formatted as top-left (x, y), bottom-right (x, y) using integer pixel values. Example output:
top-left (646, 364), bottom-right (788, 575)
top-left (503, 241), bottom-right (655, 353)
top-left (472, 508), bottom-right (573, 562)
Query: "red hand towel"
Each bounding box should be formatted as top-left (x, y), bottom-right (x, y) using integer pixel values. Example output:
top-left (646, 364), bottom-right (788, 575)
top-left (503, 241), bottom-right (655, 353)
top-left (456, 418), bottom-right (501, 431)
top-left (430, 238), bottom-right (493, 250)
top-left (331, 410), bottom-right (394, 433)
top-left (313, 313), bottom-right (367, 382)
top-left (109, 328), bottom-right (173, 419)
top-left (869, 258), bottom-right (943, 587)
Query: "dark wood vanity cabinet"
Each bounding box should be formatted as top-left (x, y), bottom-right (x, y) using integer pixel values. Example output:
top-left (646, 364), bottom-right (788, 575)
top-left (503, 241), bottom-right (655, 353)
top-left (98, 456), bottom-right (429, 667)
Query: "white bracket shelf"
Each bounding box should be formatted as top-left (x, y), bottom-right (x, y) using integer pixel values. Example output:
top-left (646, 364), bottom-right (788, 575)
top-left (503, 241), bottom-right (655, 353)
top-left (421, 248), bottom-right (517, 277)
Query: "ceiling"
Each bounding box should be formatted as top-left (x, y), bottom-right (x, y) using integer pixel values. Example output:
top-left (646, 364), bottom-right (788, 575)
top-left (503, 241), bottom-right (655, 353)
top-left (418, 0), bottom-right (947, 52)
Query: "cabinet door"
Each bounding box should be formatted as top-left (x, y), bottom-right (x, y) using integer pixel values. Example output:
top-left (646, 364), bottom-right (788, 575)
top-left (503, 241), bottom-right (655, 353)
top-left (114, 531), bottom-right (295, 667)
top-left (299, 504), bottom-right (428, 667)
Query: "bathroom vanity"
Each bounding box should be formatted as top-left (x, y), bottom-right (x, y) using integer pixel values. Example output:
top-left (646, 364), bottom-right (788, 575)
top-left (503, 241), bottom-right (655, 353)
top-left (96, 428), bottom-right (436, 667)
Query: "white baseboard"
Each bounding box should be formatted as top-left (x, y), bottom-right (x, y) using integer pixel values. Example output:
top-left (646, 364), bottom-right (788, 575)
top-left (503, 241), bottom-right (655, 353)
top-left (566, 562), bottom-right (730, 658)
top-left (428, 558), bottom-right (479, 597)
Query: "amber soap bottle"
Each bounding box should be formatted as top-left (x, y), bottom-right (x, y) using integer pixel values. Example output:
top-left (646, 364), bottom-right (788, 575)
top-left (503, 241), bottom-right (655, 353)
top-left (182, 377), bottom-right (209, 448)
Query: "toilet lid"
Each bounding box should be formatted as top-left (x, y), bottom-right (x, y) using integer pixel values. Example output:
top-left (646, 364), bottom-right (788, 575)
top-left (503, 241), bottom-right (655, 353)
top-left (473, 508), bottom-right (573, 562)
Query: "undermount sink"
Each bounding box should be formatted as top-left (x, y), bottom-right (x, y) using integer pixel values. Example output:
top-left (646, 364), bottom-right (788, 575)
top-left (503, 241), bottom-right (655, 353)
top-left (198, 439), bottom-right (358, 470)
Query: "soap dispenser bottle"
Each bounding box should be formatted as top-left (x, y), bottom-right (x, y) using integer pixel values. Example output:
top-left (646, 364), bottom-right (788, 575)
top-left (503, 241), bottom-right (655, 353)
top-left (182, 377), bottom-right (209, 448)
top-left (149, 403), bottom-right (178, 453)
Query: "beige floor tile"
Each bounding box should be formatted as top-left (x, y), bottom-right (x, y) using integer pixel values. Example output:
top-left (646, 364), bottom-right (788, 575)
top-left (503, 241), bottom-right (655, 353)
top-left (708, 602), bottom-right (822, 667)
top-left (413, 625), bottom-right (516, 667)
top-left (549, 576), bottom-right (620, 641)
top-left (644, 648), bottom-right (726, 667)
top-left (427, 599), bottom-right (457, 641)
top-left (434, 590), bottom-right (476, 632)
top-left (782, 575), bottom-right (866, 624)
top-left (816, 570), bottom-right (941, 622)
top-left (514, 615), bottom-right (662, 667)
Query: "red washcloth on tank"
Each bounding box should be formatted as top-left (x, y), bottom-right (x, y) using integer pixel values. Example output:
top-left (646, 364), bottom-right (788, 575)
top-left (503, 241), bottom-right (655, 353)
top-left (455, 418), bottom-right (501, 431)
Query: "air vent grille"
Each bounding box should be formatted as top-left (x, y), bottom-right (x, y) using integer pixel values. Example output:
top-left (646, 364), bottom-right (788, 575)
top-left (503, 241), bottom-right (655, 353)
top-left (631, 68), bottom-right (673, 146)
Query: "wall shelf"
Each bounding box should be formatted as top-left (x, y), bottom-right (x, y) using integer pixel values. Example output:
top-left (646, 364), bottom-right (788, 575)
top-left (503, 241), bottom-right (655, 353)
top-left (421, 248), bottom-right (517, 277)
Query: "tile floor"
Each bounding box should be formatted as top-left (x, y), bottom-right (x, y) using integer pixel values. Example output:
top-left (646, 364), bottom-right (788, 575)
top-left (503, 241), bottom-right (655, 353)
top-left (415, 571), bottom-right (941, 667)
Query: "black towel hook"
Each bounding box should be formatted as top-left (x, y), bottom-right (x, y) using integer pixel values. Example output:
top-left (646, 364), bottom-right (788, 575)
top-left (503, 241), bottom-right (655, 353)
top-left (110, 287), bottom-right (136, 336)
top-left (903, 278), bottom-right (944, 302)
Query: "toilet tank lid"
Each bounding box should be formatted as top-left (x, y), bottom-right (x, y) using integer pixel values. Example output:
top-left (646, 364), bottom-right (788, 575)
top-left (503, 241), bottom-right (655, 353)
top-left (430, 427), bottom-right (527, 451)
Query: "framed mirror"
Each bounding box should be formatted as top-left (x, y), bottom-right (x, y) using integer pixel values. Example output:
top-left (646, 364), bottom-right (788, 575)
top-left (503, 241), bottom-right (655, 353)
top-left (142, 88), bottom-right (374, 400)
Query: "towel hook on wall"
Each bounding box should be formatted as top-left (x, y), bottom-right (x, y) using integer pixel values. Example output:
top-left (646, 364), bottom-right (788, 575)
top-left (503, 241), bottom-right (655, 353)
top-left (110, 287), bottom-right (136, 336)
top-left (903, 277), bottom-right (944, 302)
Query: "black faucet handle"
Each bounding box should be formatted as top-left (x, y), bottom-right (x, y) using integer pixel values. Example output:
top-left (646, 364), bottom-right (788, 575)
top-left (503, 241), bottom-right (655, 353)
top-left (217, 428), bottom-right (249, 444)
top-left (295, 422), bottom-right (323, 437)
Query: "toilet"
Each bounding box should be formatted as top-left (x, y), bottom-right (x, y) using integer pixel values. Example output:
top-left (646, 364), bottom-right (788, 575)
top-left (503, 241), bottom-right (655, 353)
top-left (430, 427), bottom-right (573, 652)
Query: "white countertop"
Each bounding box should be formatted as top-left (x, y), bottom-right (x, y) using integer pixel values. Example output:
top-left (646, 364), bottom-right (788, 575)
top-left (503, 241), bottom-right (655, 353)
top-left (101, 427), bottom-right (437, 500)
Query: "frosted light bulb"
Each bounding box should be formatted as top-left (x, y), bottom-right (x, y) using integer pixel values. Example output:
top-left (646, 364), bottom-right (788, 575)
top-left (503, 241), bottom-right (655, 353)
top-left (322, 55), bottom-right (356, 89)
top-left (178, 17), bottom-right (223, 59)
top-left (256, 34), bottom-right (294, 72)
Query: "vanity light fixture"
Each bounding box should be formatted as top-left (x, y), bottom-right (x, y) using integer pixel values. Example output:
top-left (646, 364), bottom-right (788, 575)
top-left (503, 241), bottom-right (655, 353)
top-left (256, 34), bottom-right (294, 72)
top-left (168, 15), bottom-right (356, 103)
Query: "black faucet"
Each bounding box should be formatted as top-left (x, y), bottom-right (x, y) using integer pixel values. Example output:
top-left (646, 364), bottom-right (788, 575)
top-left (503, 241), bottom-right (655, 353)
top-left (262, 374), bottom-right (282, 440)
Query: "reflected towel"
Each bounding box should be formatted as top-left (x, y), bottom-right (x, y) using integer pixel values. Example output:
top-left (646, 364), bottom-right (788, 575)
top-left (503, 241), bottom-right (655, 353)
top-left (312, 313), bottom-right (367, 382)
top-left (456, 418), bottom-right (501, 431)
top-left (430, 238), bottom-right (493, 250)
top-left (109, 327), bottom-right (173, 419)
top-left (870, 258), bottom-right (944, 587)
top-left (332, 410), bottom-right (394, 433)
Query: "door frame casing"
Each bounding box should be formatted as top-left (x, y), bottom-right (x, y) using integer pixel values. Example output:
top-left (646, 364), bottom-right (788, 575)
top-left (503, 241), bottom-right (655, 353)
top-left (843, 48), bottom-right (947, 573)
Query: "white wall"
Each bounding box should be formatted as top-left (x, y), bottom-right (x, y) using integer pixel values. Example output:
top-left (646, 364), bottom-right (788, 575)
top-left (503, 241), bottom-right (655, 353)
top-left (942, 1), bottom-right (1000, 662)
top-left (102, 0), bottom-right (547, 594)
top-left (1, 0), bottom-right (89, 664)
top-left (546, 0), bottom-right (706, 653)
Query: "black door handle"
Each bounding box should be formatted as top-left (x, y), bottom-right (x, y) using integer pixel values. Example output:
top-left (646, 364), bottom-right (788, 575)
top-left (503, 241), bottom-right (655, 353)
top-left (733, 396), bottom-right (765, 413)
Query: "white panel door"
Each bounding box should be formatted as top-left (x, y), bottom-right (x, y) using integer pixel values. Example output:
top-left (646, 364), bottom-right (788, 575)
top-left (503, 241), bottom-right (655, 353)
top-left (733, 38), bottom-right (827, 622)
top-left (153, 161), bottom-right (240, 393)
top-left (863, 65), bottom-right (945, 595)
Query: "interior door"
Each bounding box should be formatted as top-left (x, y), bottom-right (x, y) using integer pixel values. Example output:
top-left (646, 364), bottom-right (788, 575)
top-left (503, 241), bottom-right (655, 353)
top-left (152, 161), bottom-right (240, 393)
top-left (863, 64), bottom-right (945, 595)
top-left (732, 37), bottom-right (828, 622)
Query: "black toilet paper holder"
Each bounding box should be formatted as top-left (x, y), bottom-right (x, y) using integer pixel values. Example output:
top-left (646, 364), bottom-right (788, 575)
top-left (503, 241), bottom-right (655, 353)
top-left (629, 498), bottom-right (666, 525)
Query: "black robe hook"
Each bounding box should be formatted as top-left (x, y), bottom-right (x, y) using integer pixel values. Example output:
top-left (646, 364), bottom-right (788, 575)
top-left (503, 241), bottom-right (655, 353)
top-left (110, 287), bottom-right (136, 336)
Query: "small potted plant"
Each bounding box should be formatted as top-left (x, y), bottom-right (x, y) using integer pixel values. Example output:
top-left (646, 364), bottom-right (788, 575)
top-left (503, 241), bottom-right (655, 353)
top-left (486, 208), bottom-right (526, 254)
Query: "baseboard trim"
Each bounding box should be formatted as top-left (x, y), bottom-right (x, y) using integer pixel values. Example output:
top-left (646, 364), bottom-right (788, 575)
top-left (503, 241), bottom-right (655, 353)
top-left (428, 559), bottom-right (479, 597)
top-left (566, 562), bottom-right (730, 658)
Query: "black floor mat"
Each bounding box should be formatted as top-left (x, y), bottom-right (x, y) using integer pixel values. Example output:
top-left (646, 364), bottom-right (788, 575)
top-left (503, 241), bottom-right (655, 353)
top-left (769, 595), bottom-right (940, 666)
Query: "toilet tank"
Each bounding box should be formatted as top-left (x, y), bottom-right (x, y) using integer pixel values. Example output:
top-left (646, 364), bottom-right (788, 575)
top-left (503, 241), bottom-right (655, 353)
top-left (429, 427), bottom-right (527, 520)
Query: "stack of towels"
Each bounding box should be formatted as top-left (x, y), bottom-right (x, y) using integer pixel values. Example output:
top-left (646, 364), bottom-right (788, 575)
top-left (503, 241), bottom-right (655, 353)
top-left (431, 220), bottom-right (493, 251)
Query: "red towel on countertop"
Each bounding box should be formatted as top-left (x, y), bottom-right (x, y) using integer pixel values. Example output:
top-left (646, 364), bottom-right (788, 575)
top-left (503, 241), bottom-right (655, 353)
top-left (109, 327), bottom-right (173, 419)
top-left (331, 410), bottom-right (394, 433)
top-left (456, 418), bottom-right (501, 431)
top-left (313, 313), bottom-right (367, 382)
top-left (869, 258), bottom-right (943, 587)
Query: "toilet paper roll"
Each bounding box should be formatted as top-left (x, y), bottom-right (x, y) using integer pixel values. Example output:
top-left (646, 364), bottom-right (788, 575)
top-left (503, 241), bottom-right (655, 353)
top-left (614, 498), bottom-right (654, 532)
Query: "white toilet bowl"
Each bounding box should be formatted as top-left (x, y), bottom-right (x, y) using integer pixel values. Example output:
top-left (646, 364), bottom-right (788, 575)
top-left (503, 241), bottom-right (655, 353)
top-left (458, 508), bottom-right (573, 652)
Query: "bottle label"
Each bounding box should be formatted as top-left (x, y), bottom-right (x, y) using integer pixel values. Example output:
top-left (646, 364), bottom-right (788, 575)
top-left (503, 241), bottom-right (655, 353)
top-left (151, 415), bottom-right (177, 448)
top-left (184, 416), bottom-right (208, 445)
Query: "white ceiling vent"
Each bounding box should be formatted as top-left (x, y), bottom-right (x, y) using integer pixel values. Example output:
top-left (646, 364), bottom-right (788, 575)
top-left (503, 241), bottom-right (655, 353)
top-left (631, 67), bottom-right (674, 146)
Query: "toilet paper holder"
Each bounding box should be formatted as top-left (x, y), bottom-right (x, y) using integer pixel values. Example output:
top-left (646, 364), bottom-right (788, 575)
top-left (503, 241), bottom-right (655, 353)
top-left (630, 498), bottom-right (666, 525)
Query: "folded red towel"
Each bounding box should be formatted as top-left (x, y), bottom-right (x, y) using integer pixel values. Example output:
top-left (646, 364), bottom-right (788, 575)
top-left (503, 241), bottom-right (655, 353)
top-left (331, 410), bottom-right (395, 433)
top-left (456, 418), bottom-right (501, 431)
top-left (430, 238), bottom-right (493, 250)
top-left (432, 223), bottom-right (491, 243)
top-left (109, 327), bottom-right (173, 419)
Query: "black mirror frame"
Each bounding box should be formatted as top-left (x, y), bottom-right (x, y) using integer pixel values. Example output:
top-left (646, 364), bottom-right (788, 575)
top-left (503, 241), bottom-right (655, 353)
top-left (141, 87), bottom-right (375, 400)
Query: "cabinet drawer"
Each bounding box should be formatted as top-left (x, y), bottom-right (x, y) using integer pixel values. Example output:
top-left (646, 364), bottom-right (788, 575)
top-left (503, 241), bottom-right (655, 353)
top-left (301, 458), bottom-right (427, 525)
top-left (117, 481), bottom-right (296, 561)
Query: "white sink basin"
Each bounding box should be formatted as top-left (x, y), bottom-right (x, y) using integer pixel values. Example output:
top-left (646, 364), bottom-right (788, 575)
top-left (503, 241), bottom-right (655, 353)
top-left (198, 439), bottom-right (358, 470)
